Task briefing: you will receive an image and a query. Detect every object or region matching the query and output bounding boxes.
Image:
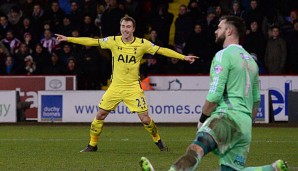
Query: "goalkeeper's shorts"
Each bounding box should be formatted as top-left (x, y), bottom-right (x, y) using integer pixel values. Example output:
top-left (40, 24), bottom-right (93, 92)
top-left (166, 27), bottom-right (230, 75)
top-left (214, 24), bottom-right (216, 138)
top-left (196, 111), bottom-right (252, 170)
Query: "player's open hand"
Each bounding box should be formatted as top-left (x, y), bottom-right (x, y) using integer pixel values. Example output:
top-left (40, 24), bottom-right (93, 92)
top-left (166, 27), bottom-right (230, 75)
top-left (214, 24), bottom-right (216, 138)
top-left (55, 34), bottom-right (68, 42)
top-left (184, 56), bottom-right (199, 64)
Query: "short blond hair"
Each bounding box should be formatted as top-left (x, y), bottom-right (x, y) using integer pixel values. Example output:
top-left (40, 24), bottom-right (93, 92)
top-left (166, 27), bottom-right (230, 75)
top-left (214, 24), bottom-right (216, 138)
top-left (120, 15), bottom-right (136, 28)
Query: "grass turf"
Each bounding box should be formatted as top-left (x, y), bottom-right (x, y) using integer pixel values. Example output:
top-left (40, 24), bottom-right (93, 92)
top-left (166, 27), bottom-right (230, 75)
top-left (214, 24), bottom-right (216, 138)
top-left (0, 124), bottom-right (297, 171)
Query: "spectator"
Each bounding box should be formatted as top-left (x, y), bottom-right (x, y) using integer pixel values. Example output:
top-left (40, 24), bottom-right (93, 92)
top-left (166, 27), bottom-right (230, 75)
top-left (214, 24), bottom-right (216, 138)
top-left (23, 32), bottom-right (34, 52)
top-left (264, 26), bottom-right (287, 74)
top-left (198, 7), bottom-right (218, 39)
top-left (0, 0), bottom-right (17, 15)
top-left (71, 29), bottom-right (80, 37)
top-left (81, 0), bottom-right (99, 18)
top-left (0, 41), bottom-right (10, 56)
top-left (17, 17), bottom-right (34, 42)
top-left (0, 45), bottom-right (9, 74)
top-left (69, 0), bottom-right (84, 28)
top-left (286, 19), bottom-right (298, 74)
top-left (0, 30), bottom-right (21, 56)
top-left (47, 1), bottom-right (65, 33)
top-left (42, 51), bottom-right (65, 74)
top-left (94, 3), bottom-right (106, 37)
top-left (262, 8), bottom-right (286, 38)
top-left (148, 29), bottom-right (164, 47)
top-left (79, 46), bottom-right (102, 90)
top-left (174, 5), bottom-right (193, 48)
top-left (58, 0), bottom-right (71, 15)
top-left (22, 55), bottom-right (36, 75)
top-left (286, 9), bottom-right (298, 24)
top-left (65, 56), bottom-right (80, 75)
top-left (229, 1), bottom-right (244, 18)
top-left (14, 43), bottom-right (30, 73)
top-left (243, 20), bottom-right (266, 65)
top-left (243, 0), bottom-right (264, 28)
top-left (80, 14), bottom-right (100, 37)
top-left (20, 0), bottom-right (34, 17)
top-left (140, 54), bottom-right (163, 76)
top-left (0, 15), bottom-right (13, 40)
top-left (32, 43), bottom-right (50, 74)
top-left (101, 0), bottom-right (125, 37)
top-left (30, 3), bottom-right (48, 42)
top-left (123, 0), bottom-right (140, 19)
top-left (198, 8), bottom-right (219, 65)
top-left (187, 0), bottom-right (203, 22)
top-left (57, 15), bottom-right (76, 37)
top-left (149, 3), bottom-right (173, 46)
top-left (163, 57), bottom-right (186, 75)
top-left (282, 9), bottom-right (298, 35)
top-left (7, 6), bottom-right (23, 31)
top-left (43, 21), bottom-right (51, 32)
top-left (57, 42), bottom-right (74, 65)
top-left (184, 23), bottom-right (210, 74)
top-left (40, 29), bottom-right (60, 53)
top-left (148, 29), bottom-right (167, 65)
top-left (123, 0), bottom-right (144, 37)
top-left (214, 5), bottom-right (223, 21)
top-left (69, 29), bottom-right (83, 58)
top-left (140, 72), bottom-right (153, 90)
top-left (3, 55), bottom-right (16, 75)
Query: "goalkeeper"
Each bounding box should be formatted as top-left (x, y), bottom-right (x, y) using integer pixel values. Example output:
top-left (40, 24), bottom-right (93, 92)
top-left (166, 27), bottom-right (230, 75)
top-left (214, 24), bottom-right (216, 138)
top-left (56, 16), bottom-right (198, 152)
top-left (140, 15), bottom-right (288, 171)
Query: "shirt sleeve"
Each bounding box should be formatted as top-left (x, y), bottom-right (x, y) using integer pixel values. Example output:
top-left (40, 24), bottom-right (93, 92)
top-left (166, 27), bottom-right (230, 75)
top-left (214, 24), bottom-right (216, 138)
top-left (207, 51), bottom-right (230, 103)
top-left (68, 37), bottom-right (100, 46)
top-left (253, 66), bottom-right (261, 103)
top-left (98, 37), bottom-right (114, 49)
top-left (157, 47), bottom-right (185, 60)
top-left (143, 39), bottom-right (160, 55)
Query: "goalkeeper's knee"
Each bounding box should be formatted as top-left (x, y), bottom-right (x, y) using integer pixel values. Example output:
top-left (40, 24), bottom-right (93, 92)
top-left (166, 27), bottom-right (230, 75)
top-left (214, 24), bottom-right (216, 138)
top-left (193, 132), bottom-right (217, 155)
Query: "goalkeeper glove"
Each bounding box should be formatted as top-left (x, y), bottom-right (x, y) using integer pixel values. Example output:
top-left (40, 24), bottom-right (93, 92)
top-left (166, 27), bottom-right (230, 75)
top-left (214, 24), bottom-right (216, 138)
top-left (197, 113), bottom-right (210, 130)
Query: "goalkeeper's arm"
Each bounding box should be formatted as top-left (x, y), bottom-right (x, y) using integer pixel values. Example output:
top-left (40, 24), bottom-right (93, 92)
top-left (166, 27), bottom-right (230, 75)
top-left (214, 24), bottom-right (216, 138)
top-left (197, 100), bottom-right (217, 130)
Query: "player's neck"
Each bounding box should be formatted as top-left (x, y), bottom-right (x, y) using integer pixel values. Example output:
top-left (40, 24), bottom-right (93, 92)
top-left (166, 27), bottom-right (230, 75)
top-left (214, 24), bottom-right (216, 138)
top-left (223, 38), bottom-right (239, 48)
top-left (122, 36), bottom-right (134, 43)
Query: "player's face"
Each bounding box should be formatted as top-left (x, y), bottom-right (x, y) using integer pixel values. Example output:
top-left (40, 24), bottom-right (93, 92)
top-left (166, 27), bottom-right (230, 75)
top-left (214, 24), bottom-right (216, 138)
top-left (120, 20), bottom-right (135, 39)
top-left (215, 20), bottom-right (227, 45)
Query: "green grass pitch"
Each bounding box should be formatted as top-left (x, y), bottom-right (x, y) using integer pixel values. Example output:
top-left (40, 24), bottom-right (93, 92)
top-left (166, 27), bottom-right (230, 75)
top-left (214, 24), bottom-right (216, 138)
top-left (0, 124), bottom-right (297, 171)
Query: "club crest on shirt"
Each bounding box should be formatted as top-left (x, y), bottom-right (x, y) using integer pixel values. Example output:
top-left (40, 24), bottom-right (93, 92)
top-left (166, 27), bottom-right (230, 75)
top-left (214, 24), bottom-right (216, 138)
top-left (102, 37), bottom-right (108, 42)
top-left (214, 65), bottom-right (223, 74)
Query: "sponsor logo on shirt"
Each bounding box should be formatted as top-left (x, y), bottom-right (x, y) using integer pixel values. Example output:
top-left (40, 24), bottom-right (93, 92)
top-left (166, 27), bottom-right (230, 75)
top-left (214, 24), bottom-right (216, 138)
top-left (240, 53), bottom-right (250, 60)
top-left (214, 65), bottom-right (223, 74)
top-left (233, 155), bottom-right (246, 166)
top-left (102, 37), bottom-right (108, 42)
top-left (117, 54), bottom-right (136, 63)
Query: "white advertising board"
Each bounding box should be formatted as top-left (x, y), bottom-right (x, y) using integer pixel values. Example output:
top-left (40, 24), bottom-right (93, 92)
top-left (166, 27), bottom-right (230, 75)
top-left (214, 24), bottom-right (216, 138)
top-left (0, 91), bottom-right (17, 122)
top-left (150, 76), bottom-right (298, 121)
top-left (38, 90), bottom-right (268, 123)
top-left (0, 75), bottom-right (76, 120)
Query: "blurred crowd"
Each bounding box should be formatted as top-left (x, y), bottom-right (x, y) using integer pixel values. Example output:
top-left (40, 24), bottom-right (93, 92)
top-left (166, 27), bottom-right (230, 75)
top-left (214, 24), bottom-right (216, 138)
top-left (0, 0), bottom-right (297, 90)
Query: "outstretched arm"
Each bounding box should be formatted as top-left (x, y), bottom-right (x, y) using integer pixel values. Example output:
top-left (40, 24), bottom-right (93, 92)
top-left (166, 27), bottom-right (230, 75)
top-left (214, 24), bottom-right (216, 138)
top-left (55, 34), bottom-right (100, 47)
top-left (156, 47), bottom-right (199, 64)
